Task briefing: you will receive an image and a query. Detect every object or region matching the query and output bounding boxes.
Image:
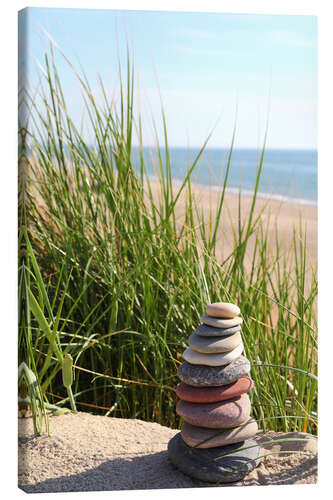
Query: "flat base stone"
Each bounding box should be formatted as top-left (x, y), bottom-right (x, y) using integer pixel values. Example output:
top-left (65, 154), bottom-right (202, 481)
top-left (168, 433), bottom-right (261, 483)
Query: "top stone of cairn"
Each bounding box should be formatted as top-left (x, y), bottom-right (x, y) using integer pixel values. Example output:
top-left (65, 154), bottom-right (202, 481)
top-left (206, 302), bottom-right (240, 319)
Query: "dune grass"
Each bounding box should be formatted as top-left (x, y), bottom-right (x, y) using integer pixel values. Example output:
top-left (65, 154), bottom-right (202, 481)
top-left (18, 47), bottom-right (317, 436)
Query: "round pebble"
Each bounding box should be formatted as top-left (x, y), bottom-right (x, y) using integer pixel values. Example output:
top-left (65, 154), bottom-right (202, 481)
top-left (188, 331), bottom-right (242, 353)
top-left (194, 324), bottom-right (241, 337)
top-left (200, 315), bottom-right (242, 328)
top-left (176, 393), bottom-right (251, 428)
top-left (181, 418), bottom-right (258, 448)
top-left (168, 433), bottom-right (261, 483)
top-left (206, 302), bottom-right (240, 318)
top-left (178, 355), bottom-right (251, 387)
top-left (182, 343), bottom-right (244, 366)
top-left (176, 377), bottom-right (254, 403)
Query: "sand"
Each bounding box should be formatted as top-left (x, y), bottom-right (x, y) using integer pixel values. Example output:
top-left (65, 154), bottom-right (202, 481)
top-left (18, 412), bottom-right (317, 493)
top-left (149, 180), bottom-right (317, 268)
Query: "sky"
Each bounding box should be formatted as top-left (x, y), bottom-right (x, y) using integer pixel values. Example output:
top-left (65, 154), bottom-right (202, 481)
top-left (20, 7), bottom-right (317, 149)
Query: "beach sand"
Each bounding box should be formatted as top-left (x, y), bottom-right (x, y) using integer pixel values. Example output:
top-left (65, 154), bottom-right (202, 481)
top-left (18, 412), bottom-right (317, 492)
top-left (149, 180), bottom-right (317, 268)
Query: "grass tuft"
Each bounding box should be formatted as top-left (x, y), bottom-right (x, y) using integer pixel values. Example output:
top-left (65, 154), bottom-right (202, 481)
top-left (18, 46), bottom-right (317, 435)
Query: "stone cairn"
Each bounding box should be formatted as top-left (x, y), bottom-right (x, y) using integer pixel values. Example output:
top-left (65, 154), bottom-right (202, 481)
top-left (168, 302), bottom-right (261, 483)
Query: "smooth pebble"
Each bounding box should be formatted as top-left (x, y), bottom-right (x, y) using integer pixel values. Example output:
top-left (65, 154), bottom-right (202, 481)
top-left (182, 343), bottom-right (244, 366)
top-left (168, 434), bottom-right (261, 483)
top-left (181, 418), bottom-right (258, 448)
top-left (188, 331), bottom-right (242, 353)
top-left (206, 302), bottom-right (240, 318)
top-left (200, 315), bottom-right (243, 329)
top-left (176, 393), bottom-right (251, 429)
top-left (176, 377), bottom-right (254, 403)
top-left (178, 355), bottom-right (251, 387)
top-left (194, 324), bottom-right (241, 337)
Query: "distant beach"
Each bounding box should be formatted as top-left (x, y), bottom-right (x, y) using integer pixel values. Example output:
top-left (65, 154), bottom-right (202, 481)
top-left (148, 178), bottom-right (317, 268)
top-left (142, 146), bottom-right (317, 280)
top-left (135, 147), bottom-right (317, 207)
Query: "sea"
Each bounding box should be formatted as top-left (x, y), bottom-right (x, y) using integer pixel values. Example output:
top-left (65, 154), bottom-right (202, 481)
top-left (132, 147), bottom-right (317, 206)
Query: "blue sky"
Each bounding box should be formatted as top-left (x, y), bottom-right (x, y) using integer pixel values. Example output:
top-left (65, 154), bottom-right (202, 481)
top-left (21, 8), bottom-right (317, 149)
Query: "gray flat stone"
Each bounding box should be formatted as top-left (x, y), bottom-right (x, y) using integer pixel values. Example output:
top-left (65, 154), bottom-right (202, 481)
top-left (178, 356), bottom-right (251, 387)
top-left (194, 324), bottom-right (242, 337)
top-left (168, 433), bottom-right (261, 483)
top-left (181, 418), bottom-right (258, 448)
top-left (201, 315), bottom-right (242, 328)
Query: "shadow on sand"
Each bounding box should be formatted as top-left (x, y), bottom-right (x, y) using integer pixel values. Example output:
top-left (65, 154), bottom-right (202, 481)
top-left (19, 446), bottom-right (317, 493)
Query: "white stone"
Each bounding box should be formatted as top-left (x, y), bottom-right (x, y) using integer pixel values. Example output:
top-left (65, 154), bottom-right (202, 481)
top-left (182, 343), bottom-right (244, 366)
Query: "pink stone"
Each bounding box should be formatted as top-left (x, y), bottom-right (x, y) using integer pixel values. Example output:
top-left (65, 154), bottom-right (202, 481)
top-left (176, 377), bottom-right (254, 403)
top-left (176, 394), bottom-right (251, 429)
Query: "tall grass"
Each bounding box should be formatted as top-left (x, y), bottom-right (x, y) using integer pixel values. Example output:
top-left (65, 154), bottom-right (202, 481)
top-left (18, 47), bottom-right (317, 435)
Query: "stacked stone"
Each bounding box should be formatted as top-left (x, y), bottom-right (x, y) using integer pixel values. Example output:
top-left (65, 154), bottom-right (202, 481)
top-left (168, 302), bottom-right (261, 483)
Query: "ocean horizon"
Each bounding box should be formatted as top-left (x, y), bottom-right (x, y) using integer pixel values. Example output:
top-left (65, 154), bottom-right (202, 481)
top-left (132, 147), bottom-right (317, 206)
top-left (25, 144), bottom-right (317, 207)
